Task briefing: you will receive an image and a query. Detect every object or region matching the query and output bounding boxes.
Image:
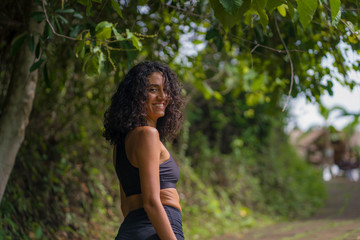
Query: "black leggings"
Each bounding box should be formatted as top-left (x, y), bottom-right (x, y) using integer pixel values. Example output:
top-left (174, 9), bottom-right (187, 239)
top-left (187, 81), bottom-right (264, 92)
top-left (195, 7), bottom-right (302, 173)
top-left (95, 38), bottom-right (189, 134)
top-left (115, 205), bottom-right (184, 240)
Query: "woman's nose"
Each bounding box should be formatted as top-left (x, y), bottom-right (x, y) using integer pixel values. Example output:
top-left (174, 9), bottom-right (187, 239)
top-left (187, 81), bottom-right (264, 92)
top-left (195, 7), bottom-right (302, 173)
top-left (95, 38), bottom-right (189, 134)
top-left (158, 89), bottom-right (167, 99)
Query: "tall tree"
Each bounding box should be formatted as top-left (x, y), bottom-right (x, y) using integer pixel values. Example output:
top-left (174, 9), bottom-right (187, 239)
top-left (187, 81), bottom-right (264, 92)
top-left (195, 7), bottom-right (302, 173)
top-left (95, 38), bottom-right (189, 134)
top-left (0, 0), bottom-right (45, 202)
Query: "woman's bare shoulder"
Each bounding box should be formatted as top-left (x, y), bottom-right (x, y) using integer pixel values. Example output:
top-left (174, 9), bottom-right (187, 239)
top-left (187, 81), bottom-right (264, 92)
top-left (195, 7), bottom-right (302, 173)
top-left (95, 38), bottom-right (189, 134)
top-left (130, 126), bottom-right (158, 138)
top-left (127, 126), bottom-right (160, 145)
top-left (126, 127), bottom-right (161, 166)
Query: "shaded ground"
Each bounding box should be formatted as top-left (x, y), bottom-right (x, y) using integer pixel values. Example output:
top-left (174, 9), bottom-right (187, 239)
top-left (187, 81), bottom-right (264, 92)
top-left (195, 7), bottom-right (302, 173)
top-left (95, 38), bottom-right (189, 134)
top-left (214, 179), bottom-right (360, 240)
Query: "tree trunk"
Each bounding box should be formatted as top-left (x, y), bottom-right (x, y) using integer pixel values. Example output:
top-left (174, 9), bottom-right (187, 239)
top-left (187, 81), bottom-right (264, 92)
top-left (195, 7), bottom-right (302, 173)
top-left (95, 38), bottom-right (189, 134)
top-left (0, 2), bottom-right (44, 203)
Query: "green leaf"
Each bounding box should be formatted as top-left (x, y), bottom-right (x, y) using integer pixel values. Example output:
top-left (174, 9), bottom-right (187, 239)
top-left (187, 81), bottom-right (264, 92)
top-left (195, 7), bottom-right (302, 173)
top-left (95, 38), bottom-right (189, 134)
top-left (110, 0), bottom-right (123, 18)
top-left (55, 8), bottom-right (75, 14)
top-left (253, 0), bottom-right (268, 10)
top-left (86, 55), bottom-right (99, 76)
top-left (296, 0), bottom-right (318, 28)
top-left (277, 4), bottom-right (287, 17)
top-left (11, 32), bottom-right (27, 56)
top-left (329, 0), bottom-right (341, 27)
top-left (77, 0), bottom-right (93, 15)
top-left (78, 0), bottom-right (91, 6)
top-left (98, 51), bottom-right (105, 72)
top-left (76, 40), bottom-right (85, 58)
top-left (266, 0), bottom-right (285, 13)
top-left (193, 40), bottom-right (203, 45)
top-left (56, 14), bottom-right (69, 25)
top-left (86, 52), bottom-right (105, 76)
top-left (219, 0), bottom-right (243, 16)
top-left (332, 7), bottom-right (341, 27)
top-left (45, 18), bottom-right (55, 39)
top-left (238, 0), bottom-right (252, 17)
top-left (326, 80), bottom-right (333, 96)
top-left (82, 52), bottom-right (92, 71)
top-left (126, 29), bottom-right (142, 50)
top-left (112, 27), bottom-right (125, 40)
top-left (287, 2), bottom-right (295, 20)
top-left (209, 0), bottom-right (239, 30)
top-left (253, 0), bottom-right (269, 29)
top-left (30, 59), bottom-right (44, 72)
top-left (131, 37), bottom-right (142, 50)
top-left (74, 12), bottom-right (84, 19)
top-left (330, 0), bottom-right (341, 23)
top-left (54, 17), bottom-right (64, 35)
top-left (205, 27), bottom-right (219, 40)
top-left (259, 9), bottom-right (269, 28)
top-left (348, 33), bottom-right (359, 44)
top-left (30, 12), bottom-right (46, 22)
top-left (95, 21), bottom-right (113, 41)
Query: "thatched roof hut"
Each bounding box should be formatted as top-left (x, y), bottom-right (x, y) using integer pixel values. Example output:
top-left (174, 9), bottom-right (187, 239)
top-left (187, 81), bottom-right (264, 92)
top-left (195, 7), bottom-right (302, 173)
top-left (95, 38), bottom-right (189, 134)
top-left (289, 128), bottom-right (360, 166)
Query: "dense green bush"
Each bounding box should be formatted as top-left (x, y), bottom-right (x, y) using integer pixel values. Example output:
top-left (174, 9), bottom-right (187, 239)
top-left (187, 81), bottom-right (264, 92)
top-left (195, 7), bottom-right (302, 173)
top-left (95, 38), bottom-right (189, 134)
top-left (180, 126), bottom-right (326, 227)
top-left (241, 127), bottom-right (327, 218)
top-left (178, 93), bottom-right (326, 238)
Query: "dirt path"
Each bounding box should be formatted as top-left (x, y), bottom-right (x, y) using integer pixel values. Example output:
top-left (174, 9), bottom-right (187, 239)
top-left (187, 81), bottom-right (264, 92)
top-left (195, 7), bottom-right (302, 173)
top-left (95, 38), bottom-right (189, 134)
top-left (213, 179), bottom-right (360, 240)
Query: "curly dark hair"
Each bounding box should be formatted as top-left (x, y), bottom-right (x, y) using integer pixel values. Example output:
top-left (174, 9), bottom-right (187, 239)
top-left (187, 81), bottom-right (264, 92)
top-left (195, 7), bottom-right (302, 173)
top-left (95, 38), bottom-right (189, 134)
top-left (103, 61), bottom-right (184, 145)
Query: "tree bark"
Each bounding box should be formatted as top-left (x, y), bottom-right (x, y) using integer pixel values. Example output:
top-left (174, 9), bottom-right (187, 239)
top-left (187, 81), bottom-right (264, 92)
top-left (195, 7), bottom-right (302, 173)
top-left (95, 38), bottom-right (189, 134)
top-left (0, 2), bottom-right (45, 203)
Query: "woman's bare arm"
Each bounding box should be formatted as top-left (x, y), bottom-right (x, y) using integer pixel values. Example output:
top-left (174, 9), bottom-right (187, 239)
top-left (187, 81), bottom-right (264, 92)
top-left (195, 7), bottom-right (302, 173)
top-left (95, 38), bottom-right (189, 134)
top-left (129, 126), bottom-right (177, 240)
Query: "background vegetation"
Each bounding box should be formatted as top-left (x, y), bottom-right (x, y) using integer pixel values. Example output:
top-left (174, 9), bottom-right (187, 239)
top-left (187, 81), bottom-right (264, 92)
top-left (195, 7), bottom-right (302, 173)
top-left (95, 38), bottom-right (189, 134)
top-left (1, 0), bottom-right (359, 239)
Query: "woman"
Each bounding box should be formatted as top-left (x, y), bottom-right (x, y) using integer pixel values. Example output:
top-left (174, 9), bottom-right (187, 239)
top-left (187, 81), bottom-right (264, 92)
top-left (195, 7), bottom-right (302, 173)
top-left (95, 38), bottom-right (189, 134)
top-left (103, 61), bottom-right (185, 240)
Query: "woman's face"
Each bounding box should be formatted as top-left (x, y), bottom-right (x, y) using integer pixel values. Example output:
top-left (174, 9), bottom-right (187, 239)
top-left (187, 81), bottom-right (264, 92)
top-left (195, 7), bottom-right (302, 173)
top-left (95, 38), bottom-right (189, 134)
top-left (145, 72), bottom-right (169, 127)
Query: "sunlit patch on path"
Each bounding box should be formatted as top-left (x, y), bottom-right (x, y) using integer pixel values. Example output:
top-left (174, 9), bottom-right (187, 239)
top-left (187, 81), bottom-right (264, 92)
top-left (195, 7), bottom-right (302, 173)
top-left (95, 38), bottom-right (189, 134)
top-left (213, 179), bottom-right (360, 240)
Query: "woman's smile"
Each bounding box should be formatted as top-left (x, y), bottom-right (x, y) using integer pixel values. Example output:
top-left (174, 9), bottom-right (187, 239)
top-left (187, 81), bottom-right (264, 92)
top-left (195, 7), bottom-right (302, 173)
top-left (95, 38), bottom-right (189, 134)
top-left (153, 103), bottom-right (166, 109)
top-left (151, 103), bottom-right (166, 113)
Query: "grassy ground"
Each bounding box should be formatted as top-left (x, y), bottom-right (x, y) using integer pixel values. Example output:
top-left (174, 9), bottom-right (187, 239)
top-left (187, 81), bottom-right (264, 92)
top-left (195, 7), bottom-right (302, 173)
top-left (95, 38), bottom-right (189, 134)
top-left (213, 178), bottom-right (360, 240)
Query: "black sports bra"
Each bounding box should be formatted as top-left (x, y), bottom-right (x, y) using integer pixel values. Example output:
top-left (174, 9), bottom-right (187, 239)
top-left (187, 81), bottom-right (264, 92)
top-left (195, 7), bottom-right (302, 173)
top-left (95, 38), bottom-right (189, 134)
top-left (115, 142), bottom-right (180, 197)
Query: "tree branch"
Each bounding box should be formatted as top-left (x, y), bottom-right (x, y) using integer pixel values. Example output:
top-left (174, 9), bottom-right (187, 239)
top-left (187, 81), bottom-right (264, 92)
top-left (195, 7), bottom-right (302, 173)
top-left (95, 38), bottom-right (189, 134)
top-left (165, 3), bottom-right (211, 19)
top-left (42, 0), bottom-right (77, 41)
top-left (323, 4), bottom-right (357, 35)
top-left (274, 17), bottom-right (294, 112)
top-left (344, 8), bottom-right (360, 11)
top-left (229, 34), bottom-right (305, 54)
top-left (95, 0), bottom-right (110, 22)
top-left (250, 43), bottom-right (260, 69)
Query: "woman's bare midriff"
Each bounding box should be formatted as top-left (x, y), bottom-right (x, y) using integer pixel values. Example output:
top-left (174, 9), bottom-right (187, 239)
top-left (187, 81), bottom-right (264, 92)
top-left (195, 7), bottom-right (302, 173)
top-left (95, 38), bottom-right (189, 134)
top-left (126, 188), bottom-right (181, 213)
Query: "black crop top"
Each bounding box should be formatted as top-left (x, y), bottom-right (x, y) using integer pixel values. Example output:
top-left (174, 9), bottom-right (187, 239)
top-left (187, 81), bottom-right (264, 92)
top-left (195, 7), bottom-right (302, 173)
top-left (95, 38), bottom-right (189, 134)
top-left (115, 142), bottom-right (180, 197)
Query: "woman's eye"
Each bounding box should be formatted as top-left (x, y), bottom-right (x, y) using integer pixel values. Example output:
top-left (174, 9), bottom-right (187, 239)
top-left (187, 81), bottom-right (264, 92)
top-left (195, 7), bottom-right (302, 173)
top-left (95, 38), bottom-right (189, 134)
top-left (149, 88), bottom-right (157, 92)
